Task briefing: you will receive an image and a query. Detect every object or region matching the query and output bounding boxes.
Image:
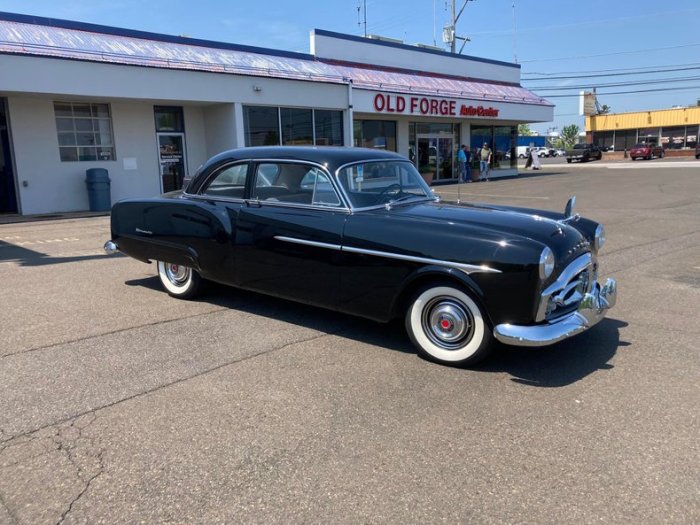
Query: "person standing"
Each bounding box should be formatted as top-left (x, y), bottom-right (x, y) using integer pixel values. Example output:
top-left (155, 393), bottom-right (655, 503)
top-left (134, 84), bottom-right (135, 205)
top-left (463, 145), bottom-right (472, 182)
top-left (479, 142), bottom-right (492, 181)
top-left (457, 144), bottom-right (467, 182)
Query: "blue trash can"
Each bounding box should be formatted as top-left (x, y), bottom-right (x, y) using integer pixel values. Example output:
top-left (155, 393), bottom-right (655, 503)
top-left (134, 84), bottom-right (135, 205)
top-left (85, 168), bottom-right (111, 212)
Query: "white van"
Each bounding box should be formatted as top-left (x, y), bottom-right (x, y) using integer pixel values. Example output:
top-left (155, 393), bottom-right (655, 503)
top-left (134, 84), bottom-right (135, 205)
top-left (516, 146), bottom-right (530, 158)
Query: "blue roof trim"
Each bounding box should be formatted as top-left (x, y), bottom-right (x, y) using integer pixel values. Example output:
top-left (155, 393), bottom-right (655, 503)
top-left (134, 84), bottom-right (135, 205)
top-left (0, 11), bottom-right (315, 61)
top-left (313, 29), bottom-right (521, 70)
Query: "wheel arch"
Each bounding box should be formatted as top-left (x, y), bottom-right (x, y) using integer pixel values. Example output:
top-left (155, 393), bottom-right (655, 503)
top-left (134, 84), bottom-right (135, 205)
top-left (389, 266), bottom-right (490, 323)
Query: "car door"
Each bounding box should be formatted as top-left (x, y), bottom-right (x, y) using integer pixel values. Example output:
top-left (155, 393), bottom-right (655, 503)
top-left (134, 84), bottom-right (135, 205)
top-left (189, 161), bottom-right (252, 285)
top-left (234, 160), bottom-right (349, 309)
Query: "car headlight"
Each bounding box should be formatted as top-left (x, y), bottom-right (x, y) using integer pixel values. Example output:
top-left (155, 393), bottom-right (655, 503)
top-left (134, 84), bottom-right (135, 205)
top-left (594, 224), bottom-right (606, 252)
top-left (539, 247), bottom-right (555, 280)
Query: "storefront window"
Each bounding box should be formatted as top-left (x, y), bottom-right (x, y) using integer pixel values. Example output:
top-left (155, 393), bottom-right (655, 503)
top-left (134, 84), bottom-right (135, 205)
top-left (661, 126), bottom-right (686, 150)
top-left (54, 102), bottom-right (116, 162)
top-left (281, 108), bottom-right (313, 145)
top-left (244, 106), bottom-right (280, 146)
top-left (613, 130), bottom-right (637, 152)
top-left (314, 110), bottom-right (343, 146)
top-left (154, 106), bottom-right (184, 132)
top-left (494, 126), bottom-right (516, 169)
top-left (353, 120), bottom-right (397, 151)
top-left (244, 106), bottom-right (343, 146)
top-left (593, 131), bottom-right (614, 150)
top-left (638, 128), bottom-right (660, 146)
top-left (686, 126), bottom-right (698, 150)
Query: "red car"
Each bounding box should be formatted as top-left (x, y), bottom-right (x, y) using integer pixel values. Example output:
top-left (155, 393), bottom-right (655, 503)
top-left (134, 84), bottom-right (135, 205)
top-left (630, 142), bottom-right (665, 160)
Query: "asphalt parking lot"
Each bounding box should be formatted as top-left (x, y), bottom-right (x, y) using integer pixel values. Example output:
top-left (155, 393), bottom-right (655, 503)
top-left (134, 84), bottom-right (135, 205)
top-left (0, 160), bottom-right (698, 524)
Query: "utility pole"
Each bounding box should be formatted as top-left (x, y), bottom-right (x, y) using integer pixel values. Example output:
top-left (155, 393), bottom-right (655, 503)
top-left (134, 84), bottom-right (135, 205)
top-left (443, 0), bottom-right (473, 54)
top-left (357, 0), bottom-right (367, 38)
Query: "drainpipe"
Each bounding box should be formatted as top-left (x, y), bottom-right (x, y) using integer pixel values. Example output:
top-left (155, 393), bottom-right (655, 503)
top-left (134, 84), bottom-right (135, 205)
top-left (346, 79), bottom-right (354, 147)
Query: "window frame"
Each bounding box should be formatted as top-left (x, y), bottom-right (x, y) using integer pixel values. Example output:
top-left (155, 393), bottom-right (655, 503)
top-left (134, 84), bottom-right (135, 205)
top-left (195, 161), bottom-right (251, 202)
top-left (54, 101), bottom-right (116, 162)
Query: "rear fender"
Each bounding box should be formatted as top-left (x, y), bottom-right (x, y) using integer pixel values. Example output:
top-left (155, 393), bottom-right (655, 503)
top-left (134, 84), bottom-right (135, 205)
top-left (114, 235), bottom-right (201, 270)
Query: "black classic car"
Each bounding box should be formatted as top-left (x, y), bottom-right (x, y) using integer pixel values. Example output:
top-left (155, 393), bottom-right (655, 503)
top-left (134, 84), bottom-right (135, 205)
top-left (105, 147), bottom-right (617, 366)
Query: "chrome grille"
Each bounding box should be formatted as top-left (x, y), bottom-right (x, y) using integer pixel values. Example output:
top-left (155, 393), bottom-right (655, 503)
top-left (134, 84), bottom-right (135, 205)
top-left (536, 253), bottom-right (595, 322)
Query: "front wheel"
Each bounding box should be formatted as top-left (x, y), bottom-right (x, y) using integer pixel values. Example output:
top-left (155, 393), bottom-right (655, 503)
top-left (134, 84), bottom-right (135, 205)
top-left (405, 284), bottom-right (492, 366)
top-left (157, 261), bottom-right (202, 299)
top-left (566, 158), bottom-right (572, 163)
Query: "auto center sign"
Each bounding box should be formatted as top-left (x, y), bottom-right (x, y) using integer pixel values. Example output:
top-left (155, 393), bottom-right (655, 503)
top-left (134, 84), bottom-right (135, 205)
top-left (372, 93), bottom-right (499, 118)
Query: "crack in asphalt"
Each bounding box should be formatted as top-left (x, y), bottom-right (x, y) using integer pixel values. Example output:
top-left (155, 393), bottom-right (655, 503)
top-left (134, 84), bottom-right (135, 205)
top-left (0, 489), bottom-right (19, 525)
top-left (0, 307), bottom-right (230, 360)
top-left (0, 328), bottom-right (343, 447)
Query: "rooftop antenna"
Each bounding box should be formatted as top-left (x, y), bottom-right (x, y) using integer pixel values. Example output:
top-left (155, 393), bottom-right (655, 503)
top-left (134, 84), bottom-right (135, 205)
top-left (512, 1), bottom-right (518, 63)
top-left (357, 0), bottom-right (367, 37)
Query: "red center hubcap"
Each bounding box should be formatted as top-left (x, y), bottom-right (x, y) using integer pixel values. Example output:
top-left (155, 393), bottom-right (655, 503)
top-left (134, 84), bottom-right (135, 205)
top-left (441, 319), bottom-right (451, 330)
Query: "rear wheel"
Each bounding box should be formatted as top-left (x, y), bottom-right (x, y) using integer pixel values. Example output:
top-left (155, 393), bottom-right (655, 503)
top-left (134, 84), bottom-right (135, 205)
top-left (405, 284), bottom-right (492, 366)
top-left (157, 261), bottom-right (202, 299)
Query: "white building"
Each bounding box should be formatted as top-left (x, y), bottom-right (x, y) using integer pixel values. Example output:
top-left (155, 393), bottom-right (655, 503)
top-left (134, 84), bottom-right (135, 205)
top-left (0, 12), bottom-right (553, 216)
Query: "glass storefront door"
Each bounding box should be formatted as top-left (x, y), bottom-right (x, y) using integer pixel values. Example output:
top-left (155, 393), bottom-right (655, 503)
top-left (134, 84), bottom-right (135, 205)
top-left (157, 133), bottom-right (187, 193)
top-left (0, 97), bottom-right (18, 214)
top-left (416, 134), bottom-right (454, 181)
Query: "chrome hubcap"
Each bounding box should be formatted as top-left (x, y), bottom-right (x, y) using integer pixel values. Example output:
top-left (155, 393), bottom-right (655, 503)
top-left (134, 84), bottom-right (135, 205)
top-left (165, 263), bottom-right (190, 286)
top-left (422, 298), bottom-right (474, 350)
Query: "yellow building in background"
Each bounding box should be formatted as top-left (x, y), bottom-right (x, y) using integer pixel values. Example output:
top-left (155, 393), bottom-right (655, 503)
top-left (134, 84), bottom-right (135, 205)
top-left (586, 105), bottom-right (700, 154)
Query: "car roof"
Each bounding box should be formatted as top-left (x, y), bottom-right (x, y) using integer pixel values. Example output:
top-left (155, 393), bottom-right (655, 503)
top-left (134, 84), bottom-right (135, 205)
top-left (202, 146), bottom-right (406, 172)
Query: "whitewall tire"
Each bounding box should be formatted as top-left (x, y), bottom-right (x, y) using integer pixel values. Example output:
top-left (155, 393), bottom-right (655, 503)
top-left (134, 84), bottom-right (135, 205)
top-left (157, 261), bottom-right (202, 299)
top-left (405, 284), bottom-right (492, 366)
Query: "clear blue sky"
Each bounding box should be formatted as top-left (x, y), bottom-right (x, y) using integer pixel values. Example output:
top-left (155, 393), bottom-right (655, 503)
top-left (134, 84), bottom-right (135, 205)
top-left (2, 0), bottom-right (699, 134)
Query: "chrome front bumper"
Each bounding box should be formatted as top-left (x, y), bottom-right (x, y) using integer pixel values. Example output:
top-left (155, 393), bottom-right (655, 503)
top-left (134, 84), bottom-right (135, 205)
top-left (493, 278), bottom-right (617, 347)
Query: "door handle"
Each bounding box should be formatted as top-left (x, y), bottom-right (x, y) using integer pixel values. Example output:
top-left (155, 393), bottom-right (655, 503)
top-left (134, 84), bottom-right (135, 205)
top-left (246, 199), bottom-right (262, 208)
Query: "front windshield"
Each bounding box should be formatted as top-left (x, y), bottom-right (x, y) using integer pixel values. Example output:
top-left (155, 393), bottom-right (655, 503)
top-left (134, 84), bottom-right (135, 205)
top-left (337, 160), bottom-right (433, 208)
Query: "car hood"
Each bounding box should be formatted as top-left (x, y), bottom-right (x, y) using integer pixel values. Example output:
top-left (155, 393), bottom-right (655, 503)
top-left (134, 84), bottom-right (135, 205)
top-left (376, 200), bottom-right (590, 263)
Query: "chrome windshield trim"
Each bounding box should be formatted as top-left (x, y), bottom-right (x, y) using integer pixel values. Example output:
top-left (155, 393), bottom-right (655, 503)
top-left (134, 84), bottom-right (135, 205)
top-left (274, 236), bottom-right (501, 274)
top-left (334, 159), bottom-right (433, 211)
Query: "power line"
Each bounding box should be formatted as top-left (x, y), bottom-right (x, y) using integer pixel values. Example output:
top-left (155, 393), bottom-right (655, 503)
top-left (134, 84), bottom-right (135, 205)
top-left (529, 75), bottom-right (700, 92)
top-left (523, 64), bottom-right (700, 81)
top-left (523, 61), bottom-right (700, 77)
top-left (518, 42), bottom-right (700, 64)
top-left (543, 85), bottom-right (700, 98)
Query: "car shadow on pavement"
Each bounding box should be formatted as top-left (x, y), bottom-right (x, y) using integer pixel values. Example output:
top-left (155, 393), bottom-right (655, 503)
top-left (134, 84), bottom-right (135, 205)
top-left (127, 276), bottom-right (628, 385)
top-left (0, 240), bottom-right (124, 266)
top-left (480, 318), bottom-right (629, 387)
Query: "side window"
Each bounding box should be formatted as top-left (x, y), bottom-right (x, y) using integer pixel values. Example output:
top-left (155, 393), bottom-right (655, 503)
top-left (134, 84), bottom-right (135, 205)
top-left (200, 163), bottom-right (248, 199)
top-left (304, 169), bottom-right (342, 207)
top-left (253, 163), bottom-right (341, 207)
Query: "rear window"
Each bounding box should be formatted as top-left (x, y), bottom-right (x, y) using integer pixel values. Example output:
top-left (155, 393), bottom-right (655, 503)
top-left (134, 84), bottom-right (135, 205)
top-left (573, 144), bottom-right (588, 150)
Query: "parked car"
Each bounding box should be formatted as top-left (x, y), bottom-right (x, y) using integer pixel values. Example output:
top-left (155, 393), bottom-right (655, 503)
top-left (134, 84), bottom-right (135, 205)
top-left (515, 146), bottom-right (530, 158)
top-left (629, 142), bottom-right (665, 161)
top-left (696, 143), bottom-right (700, 159)
top-left (104, 146), bottom-right (617, 367)
top-left (554, 149), bottom-right (566, 157)
top-left (566, 143), bottom-right (603, 163)
top-left (533, 147), bottom-right (552, 158)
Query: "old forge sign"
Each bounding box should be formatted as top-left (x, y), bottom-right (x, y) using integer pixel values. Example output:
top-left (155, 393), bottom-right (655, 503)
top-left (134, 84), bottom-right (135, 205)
top-left (372, 93), bottom-right (500, 118)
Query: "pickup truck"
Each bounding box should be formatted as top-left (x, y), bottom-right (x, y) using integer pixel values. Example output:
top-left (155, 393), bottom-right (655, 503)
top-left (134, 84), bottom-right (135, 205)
top-left (566, 143), bottom-right (603, 163)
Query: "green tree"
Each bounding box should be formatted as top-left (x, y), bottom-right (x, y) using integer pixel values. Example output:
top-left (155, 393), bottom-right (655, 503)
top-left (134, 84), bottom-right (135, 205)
top-left (598, 104), bottom-right (612, 115)
top-left (518, 123), bottom-right (535, 136)
top-left (559, 124), bottom-right (580, 149)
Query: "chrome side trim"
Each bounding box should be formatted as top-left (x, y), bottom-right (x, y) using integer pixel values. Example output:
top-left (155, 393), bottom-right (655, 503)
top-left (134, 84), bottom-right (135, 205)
top-left (274, 236), bottom-right (342, 251)
top-left (341, 246), bottom-right (500, 274)
top-left (273, 236), bottom-right (501, 274)
top-left (494, 278), bottom-right (617, 347)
